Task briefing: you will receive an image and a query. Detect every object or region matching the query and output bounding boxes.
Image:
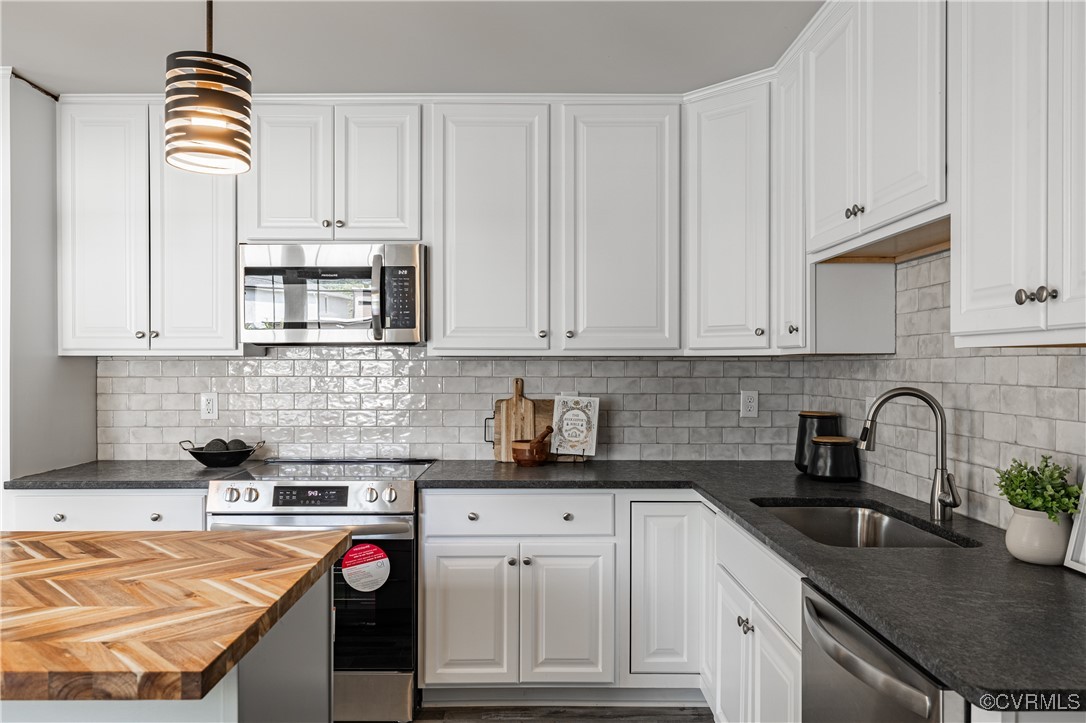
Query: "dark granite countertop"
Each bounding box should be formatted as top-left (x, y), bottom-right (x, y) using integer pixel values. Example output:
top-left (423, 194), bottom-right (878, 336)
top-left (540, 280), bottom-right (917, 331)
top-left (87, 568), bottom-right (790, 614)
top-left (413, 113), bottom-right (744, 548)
top-left (4, 461), bottom-right (253, 489)
top-left (418, 460), bottom-right (1086, 710)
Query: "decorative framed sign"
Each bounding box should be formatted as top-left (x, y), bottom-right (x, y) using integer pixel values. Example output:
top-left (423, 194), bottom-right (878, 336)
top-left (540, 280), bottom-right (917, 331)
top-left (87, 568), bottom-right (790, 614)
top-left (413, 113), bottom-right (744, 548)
top-left (1065, 490), bottom-right (1086, 575)
top-left (550, 395), bottom-right (600, 457)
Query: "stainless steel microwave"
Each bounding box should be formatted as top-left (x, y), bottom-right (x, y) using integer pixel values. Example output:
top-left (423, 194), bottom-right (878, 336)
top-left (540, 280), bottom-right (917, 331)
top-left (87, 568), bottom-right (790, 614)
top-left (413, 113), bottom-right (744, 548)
top-left (239, 243), bottom-right (426, 345)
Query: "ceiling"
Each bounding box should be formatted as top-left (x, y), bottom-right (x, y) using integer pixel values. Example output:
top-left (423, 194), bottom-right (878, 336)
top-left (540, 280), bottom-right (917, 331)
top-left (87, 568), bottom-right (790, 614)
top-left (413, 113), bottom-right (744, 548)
top-left (0, 1), bottom-right (822, 95)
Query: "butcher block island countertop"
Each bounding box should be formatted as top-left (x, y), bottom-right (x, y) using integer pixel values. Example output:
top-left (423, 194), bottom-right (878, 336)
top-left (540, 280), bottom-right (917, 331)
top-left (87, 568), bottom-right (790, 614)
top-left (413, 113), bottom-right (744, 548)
top-left (0, 529), bottom-right (351, 701)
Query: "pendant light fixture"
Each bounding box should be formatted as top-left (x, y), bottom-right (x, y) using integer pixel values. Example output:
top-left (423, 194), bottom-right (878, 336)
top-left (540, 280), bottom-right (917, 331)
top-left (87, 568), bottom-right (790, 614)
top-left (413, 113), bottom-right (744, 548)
top-left (164, 0), bottom-right (253, 174)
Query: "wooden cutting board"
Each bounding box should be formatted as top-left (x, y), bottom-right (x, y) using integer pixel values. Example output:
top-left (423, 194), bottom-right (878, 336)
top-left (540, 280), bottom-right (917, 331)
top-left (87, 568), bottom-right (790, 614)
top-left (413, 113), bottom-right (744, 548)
top-left (495, 396), bottom-right (556, 462)
top-left (495, 378), bottom-right (536, 463)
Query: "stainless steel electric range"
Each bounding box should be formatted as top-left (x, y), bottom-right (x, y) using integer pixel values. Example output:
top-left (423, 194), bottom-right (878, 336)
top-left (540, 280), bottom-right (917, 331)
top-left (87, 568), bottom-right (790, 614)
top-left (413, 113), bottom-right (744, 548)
top-left (208, 459), bottom-right (433, 723)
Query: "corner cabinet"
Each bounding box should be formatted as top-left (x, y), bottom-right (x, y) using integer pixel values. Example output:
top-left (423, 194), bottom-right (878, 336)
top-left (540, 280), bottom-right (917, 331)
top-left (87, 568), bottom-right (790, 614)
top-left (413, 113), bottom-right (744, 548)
top-left (58, 103), bottom-right (238, 355)
top-left (427, 104), bottom-right (550, 352)
top-left (238, 103), bottom-right (420, 241)
top-left (805, 0), bottom-right (946, 254)
top-left (684, 84), bottom-right (770, 352)
top-left (556, 104), bottom-right (681, 351)
top-left (950, 0), bottom-right (1086, 346)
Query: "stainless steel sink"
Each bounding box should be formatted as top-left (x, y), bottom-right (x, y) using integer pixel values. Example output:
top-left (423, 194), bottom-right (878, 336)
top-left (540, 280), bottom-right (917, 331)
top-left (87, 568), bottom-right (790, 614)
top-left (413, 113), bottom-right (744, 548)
top-left (755, 503), bottom-right (968, 548)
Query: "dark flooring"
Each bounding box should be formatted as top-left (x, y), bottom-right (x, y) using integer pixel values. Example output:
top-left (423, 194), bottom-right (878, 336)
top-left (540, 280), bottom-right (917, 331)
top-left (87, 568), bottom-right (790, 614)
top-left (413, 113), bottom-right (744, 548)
top-left (412, 707), bottom-right (714, 722)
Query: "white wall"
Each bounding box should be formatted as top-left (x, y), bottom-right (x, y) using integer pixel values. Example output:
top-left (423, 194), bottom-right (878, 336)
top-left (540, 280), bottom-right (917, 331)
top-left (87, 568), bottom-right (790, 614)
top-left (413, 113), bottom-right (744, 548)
top-left (1, 71), bottom-right (96, 481)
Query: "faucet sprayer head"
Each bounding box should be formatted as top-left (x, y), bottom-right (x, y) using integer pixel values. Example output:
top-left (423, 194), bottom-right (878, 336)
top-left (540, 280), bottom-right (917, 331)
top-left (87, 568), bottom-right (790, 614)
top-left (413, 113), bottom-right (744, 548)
top-left (857, 419), bottom-right (877, 451)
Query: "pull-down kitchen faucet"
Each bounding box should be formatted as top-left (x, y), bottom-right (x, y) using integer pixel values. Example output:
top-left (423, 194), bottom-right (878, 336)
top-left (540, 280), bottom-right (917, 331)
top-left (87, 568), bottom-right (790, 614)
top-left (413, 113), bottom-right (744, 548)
top-left (857, 387), bottom-right (962, 523)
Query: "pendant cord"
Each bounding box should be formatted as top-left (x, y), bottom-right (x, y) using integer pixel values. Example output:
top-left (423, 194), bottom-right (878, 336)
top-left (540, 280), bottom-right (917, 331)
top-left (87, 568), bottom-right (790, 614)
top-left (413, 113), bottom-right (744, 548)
top-left (206, 0), bottom-right (213, 53)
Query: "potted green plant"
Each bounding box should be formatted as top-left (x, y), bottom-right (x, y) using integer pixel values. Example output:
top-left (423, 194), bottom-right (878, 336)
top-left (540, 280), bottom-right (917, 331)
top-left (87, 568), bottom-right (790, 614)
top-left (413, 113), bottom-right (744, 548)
top-left (996, 456), bottom-right (1082, 565)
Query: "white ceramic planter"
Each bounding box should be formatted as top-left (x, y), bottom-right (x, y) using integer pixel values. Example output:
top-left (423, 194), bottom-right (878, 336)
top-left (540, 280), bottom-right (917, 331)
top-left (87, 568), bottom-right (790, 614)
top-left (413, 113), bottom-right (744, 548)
top-left (1005, 506), bottom-right (1073, 565)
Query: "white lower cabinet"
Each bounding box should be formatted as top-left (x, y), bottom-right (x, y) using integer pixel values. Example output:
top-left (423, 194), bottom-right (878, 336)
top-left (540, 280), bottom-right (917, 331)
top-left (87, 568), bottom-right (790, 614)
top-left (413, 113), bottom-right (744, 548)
top-left (422, 538), bottom-right (615, 686)
top-left (711, 564), bottom-right (801, 723)
top-left (630, 502), bottom-right (703, 673)
top-left (3, 489), bottom-right (206, 531)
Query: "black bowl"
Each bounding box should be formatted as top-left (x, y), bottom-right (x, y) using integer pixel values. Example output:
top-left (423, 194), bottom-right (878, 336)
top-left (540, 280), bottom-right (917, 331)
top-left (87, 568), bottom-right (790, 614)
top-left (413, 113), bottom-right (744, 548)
top-left (180, 440), bottom-right (264, 468)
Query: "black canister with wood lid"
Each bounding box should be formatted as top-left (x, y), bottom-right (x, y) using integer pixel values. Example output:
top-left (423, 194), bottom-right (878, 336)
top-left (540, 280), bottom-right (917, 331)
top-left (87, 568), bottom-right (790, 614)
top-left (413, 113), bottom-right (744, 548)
top-left (806, 436), bottom-right (860, 480)
top-left (794, 411), bottom-right (841, 472)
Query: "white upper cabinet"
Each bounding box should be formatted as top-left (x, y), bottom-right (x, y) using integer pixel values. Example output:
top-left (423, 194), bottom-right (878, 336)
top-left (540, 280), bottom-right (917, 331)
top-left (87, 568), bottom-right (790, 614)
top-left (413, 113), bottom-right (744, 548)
top-left (772, 56), bottom-right (808, 351)
top-left (59, 103), bottom-right (237, 355)
top-left (805, 0), bottom-right (946, 254)
top-left (1045, 0), bottom-right (1086, 333)
top-left (950, 0), bottom-right (1084, 344)
top-left (149, 108), bottom-right (237, 352)
top-left (240, 104), bottom-right (335, 240)
top-left (428, 104), bottom-right (550, 352)
top-left (684, 84), bottom-right (771, 351)
top-left (238, 103), bottom-right (420, 241)
top-left (858, 0), bottom-right (946, 232)
top-left (804, 2), bottom-right (861, 253)
top-left (557, 104), bottom-right (681, 351)
top-left (335, 105), bottom-right (421, 240)
top-left (59, 104), bottom-right (150, 353)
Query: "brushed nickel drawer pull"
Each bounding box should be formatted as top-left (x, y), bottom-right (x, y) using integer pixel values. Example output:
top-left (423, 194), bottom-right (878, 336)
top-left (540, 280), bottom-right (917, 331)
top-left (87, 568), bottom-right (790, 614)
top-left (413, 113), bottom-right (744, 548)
top-left (467, 512), bottom-right (479, 521)
top-left (53, 513), bottom-right (66, 522)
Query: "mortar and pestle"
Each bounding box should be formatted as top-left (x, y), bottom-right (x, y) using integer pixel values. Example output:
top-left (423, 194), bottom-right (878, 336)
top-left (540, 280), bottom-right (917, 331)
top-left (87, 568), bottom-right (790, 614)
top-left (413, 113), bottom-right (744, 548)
top-left (511, 426), bottom-right (554, 467)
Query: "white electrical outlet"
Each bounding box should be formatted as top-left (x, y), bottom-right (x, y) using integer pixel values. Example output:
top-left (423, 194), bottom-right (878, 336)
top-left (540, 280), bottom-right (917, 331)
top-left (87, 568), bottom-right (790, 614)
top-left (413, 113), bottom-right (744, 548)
top-left (740, 390), bottom-right (759, 418)
top-left (200, 392), bottom-right (218, 420)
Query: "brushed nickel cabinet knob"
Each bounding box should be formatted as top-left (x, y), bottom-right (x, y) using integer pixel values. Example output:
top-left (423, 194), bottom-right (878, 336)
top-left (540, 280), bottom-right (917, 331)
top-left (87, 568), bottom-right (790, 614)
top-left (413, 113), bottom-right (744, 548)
top-left (538, 330), bottom-right (547, 338)
top-left (565, 330), bottom-right (574, 338)
top-left (467, 512), bottom-right (479, 521)
top-left (754, 328), bottom-right (765, 336)
top-left (507, 557), bottom-right (517, 566)
top-left (150, 513), bottom-right (162, 522)
top-left (335, 220), bottom-right (345, 228)
top-left (788, 324), bottom-right (799, 334)
top-left (135, 331), bottom-right (146, 339)
top-left (522, 557), bottom-right (532, 566)
top-left (322, 220), bottom-right (332, 228)
top-left (53, 513), bottom-right (66, 523)
top-left (562, 512), bottom-right (573, 521)
top-left (150, 331), bottom-right (159, 339)
top-left (1035, 286), bottom-right (1058, 303)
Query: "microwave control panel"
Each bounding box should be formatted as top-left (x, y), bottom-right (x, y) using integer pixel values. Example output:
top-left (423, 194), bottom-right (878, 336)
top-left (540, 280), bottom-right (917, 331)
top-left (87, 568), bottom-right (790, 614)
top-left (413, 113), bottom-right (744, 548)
top-left (385, 267), bottom-right (417, 329)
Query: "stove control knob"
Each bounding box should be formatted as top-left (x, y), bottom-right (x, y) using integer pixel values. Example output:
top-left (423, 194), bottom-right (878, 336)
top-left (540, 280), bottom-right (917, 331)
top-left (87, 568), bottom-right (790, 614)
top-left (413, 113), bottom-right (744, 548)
top-left (383, 487), bottom-right (398, 503)
top-left (224, 487), bottom-right (241, 503)
top-left (364, 487), bottom-right (379, 503)
top-left (243, 487), bottom-right (259, 503)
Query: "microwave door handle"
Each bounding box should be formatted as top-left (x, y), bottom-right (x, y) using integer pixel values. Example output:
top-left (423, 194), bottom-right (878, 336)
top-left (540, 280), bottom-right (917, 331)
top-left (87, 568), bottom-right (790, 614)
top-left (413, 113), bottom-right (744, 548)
top-left (371, 253), bottom-right (383, 340)
top-left (803, 598), bottom-right (932, 718)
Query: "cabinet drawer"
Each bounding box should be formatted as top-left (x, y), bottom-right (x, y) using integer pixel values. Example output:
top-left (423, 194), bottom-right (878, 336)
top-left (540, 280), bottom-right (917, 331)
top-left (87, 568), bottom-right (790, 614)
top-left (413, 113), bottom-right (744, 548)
top-left (715, 512), bottom-right (802, 646)
top-left (7, 492), bottom-right (206, 531)
top-left (423, 493), bottom-right (614, 537)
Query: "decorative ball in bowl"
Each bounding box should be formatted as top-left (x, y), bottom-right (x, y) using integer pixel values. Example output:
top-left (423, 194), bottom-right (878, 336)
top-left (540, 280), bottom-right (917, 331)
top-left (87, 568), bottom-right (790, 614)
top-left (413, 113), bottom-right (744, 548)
top-left (180, 439), bottom-right (264, 468)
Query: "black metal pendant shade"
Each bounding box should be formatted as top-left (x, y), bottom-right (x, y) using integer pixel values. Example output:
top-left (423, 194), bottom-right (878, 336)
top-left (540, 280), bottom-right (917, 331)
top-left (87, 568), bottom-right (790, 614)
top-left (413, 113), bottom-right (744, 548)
top-left (165, 50), bottom-right (252, 174)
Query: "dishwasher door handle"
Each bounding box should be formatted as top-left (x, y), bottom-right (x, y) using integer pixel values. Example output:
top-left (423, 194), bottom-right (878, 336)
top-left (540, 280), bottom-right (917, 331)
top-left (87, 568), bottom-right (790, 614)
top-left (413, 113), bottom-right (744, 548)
top-left (803, 598), bottom-right (932, 719)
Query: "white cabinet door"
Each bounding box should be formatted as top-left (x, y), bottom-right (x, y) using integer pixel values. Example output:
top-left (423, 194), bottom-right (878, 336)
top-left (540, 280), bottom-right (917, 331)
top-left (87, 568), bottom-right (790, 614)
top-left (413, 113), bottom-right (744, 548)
top-left (5, 491), bottom-right (206, 531)
top-left (699, 507), bottom-right (718, 703)
top-left (804, 2), bottom-right (861, 253)
top-left (630, 503), bottom-right (701, 673)
top-left (422, 541), bottom-right (519, 685)
top-left (557, 104), bottom-right (680, 351)
top-left (58, 104), bottom-right (150, 353)
top-left (519, 541), bottom-right (615, 683)
top-left (715, 564), bottom-right (751, 723)
top-left (149, 107), bottom-right (237, 352)
top-left (1046, 0), bottom-right (1086, 332)
top-left (950, 1), bottom-right (1049, 335)
top-left (238, 104), bottom-right (335, 240)
top-left (858, 0), bottom-right (946, 233)
top-left (684, 85), bottom-right (770, 351)
top-left (749, 604), bottom-right (802, 723)
top-left (335, 104), bottom-right (421, 240)
top-left (772, 57), bottom-right (807, 350)
top-left (429, 104), bottom-right (550, 352)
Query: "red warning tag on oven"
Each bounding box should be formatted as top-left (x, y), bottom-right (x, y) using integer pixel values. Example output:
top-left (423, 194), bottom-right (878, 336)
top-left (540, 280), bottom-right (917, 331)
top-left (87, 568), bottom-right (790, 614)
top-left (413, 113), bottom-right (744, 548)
top-left (342, 543), bottom-right (390, 592)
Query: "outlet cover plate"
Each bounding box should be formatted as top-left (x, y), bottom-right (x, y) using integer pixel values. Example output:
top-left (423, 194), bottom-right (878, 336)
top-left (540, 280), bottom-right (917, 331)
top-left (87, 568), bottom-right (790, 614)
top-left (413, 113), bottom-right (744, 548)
top-left (200, 392), bottom-right (219, 420)
top-left (740, 390), bottom-right (758, 418)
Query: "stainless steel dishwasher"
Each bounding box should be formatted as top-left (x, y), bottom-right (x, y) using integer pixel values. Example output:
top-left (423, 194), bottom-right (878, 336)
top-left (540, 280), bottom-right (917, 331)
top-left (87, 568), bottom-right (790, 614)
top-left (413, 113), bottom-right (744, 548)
top-left (802, 581), bottom-right (968, 723)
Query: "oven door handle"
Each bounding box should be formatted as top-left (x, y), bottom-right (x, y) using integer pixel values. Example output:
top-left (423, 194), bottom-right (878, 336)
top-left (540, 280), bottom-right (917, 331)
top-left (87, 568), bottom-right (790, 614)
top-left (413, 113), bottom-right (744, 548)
top-left (209, 521), bottom-right (412, 537)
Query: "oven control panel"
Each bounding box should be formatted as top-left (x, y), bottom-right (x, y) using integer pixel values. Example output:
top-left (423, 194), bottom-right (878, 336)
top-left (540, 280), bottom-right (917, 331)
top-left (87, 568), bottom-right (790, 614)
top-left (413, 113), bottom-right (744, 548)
top-left (207, 479), bottom-right (415, 514)
top-left (273, 485), bottom-right (348, 507)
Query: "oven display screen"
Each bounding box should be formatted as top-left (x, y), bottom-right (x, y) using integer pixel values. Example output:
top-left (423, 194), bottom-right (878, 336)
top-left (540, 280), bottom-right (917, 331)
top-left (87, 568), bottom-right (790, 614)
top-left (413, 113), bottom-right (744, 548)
top-left (274, 486), bottom-right (348, 507)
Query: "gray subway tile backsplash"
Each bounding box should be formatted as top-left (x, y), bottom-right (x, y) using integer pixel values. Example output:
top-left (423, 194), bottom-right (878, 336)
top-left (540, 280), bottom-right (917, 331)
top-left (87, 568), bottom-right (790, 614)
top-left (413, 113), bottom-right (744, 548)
top-left (96, 251), bottom-right (1084, 529)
